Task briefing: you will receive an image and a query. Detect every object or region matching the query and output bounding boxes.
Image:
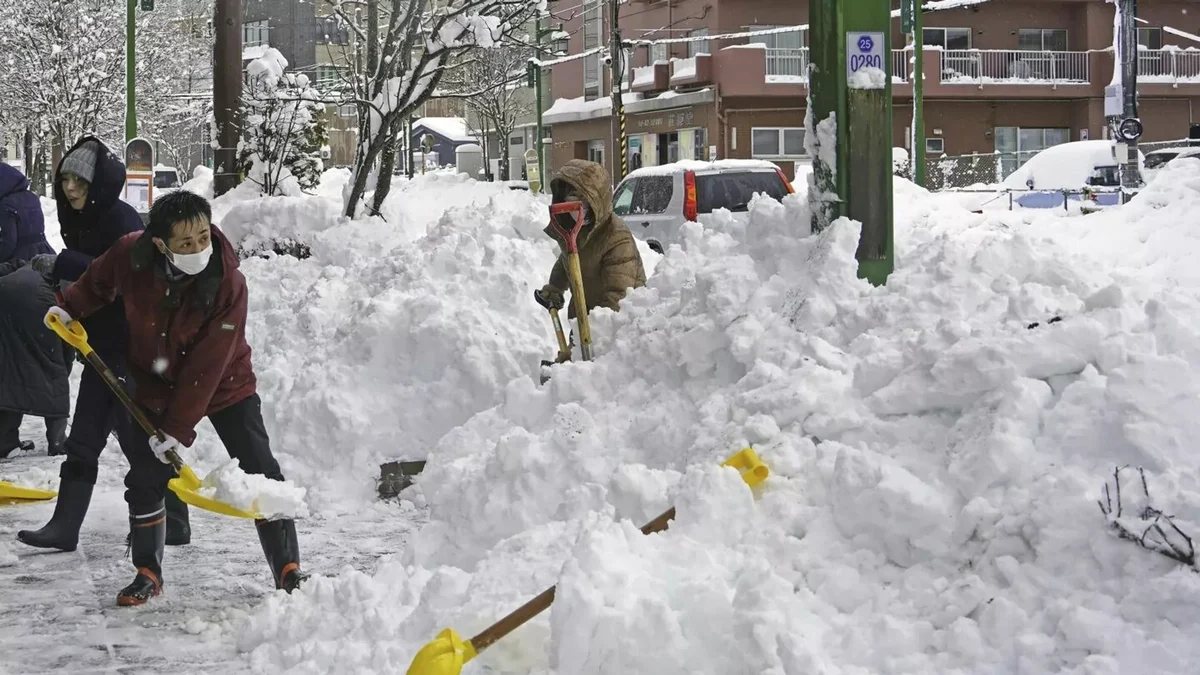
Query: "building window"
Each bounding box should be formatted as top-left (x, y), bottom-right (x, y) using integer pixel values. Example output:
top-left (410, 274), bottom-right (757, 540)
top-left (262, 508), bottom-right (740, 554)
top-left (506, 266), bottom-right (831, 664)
top-left (751, 127), bottom-right (805, 158)
top-left (587, 139), bottom-right (605, 165)
top-left (510, 135), bottom-right (524, 146)
top-left (687, 28), bottom-right (710, 57)
top-left (315, 65), bottom-right (347, 91)
top-left (748, 26), bottom-right (805, 50)
top-left (1137, 27), bottom-right (1163, 50)
top-left (317, 16), bottom-right (350, 45)
top-left (925, 137), bottom-right (945, 154)
top-left (338, 104), bottom-right (356, 118)
top-left (650, 43), bottom-right (668, 64)
top-left (243, 20), bottom-right (269, 48)
top-left (1017, 28), bottom-right (1068, 51)
top-left (923, 27), bottom-right (971, 50)
top-left (583, 0), bottom-right (602, 99)
top-left (994, 126), bottom-right (1070, 176)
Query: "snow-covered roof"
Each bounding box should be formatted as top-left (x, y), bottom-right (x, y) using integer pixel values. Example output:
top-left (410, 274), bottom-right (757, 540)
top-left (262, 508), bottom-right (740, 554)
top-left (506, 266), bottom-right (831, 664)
top-left (624, 159), bottom-right (782, 180)
top-left (412, 117), bottom-right (473, 143)
top-left (1000, 140), bottom-right (1143, 191)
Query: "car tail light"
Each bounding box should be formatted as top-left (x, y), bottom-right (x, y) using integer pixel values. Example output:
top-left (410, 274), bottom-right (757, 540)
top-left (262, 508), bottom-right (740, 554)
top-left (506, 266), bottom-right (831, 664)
top-left (775, 167), bottom-right (795, 194)
top-left (683, 171), bottom-right (698, 221)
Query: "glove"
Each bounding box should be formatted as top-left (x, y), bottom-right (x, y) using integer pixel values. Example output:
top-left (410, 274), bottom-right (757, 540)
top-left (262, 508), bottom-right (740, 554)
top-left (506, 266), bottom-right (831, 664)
top-left (43, 305), bottom-right (73, 331)
top-left (30, 253), bottom-right (57, 279)
top-left (535, 284), bottom-right (565, 310)
top-left (148, 433), bottom-right (181, 465)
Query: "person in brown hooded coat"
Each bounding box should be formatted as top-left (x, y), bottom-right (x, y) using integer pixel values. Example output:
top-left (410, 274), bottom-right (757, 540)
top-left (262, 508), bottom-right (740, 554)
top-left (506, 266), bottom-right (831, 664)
top-left (536, 160), bottom-right (646, 353)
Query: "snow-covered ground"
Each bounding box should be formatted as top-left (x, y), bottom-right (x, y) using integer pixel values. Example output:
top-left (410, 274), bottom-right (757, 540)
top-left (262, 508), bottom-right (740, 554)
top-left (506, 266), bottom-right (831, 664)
top-left (5, 162), bottom-right (1200, 673)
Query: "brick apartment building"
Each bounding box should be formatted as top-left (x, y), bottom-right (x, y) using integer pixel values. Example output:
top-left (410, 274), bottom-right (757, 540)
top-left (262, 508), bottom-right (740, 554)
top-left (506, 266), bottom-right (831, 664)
top-left (544, 0), bottom-right (1200, 183)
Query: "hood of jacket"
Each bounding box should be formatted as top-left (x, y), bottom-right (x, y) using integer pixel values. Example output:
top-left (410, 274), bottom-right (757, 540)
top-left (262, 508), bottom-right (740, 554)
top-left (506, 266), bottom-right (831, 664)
top-left (54, 135), bottom-right (127, 222)
top-left (543, 159), bottom-right (615, 248)
top-left (0, 163), bottom-right (31, 199)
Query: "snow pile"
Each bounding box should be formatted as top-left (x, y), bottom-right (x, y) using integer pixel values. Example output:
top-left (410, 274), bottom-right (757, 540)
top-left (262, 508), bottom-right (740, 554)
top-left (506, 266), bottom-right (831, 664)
top-left (0, 466), bottom-right (59, 492)
top-left (198, 458), bottom-right (310, 520)
top-left (848, 66), bottom-right (887, 89)
top-left (1001, 140), bottom-right (1141, 191)
top-left (236, 160), bottom-right (1200, 674)
top-left (0, 540), bottom-right (15, 568)
top-left (202, 172), bottom-right (571, 510)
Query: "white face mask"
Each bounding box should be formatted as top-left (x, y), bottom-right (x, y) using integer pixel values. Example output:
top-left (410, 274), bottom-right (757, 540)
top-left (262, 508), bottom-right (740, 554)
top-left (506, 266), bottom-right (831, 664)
top-left (169, 244), bottom-right (213, 276)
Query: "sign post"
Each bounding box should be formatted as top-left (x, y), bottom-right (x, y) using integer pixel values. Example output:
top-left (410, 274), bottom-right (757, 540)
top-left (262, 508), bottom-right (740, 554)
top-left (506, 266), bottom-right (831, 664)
top-left (123, 138), bottom-right (155, 214)
top-left (808, 0), bottom-right (894, 285)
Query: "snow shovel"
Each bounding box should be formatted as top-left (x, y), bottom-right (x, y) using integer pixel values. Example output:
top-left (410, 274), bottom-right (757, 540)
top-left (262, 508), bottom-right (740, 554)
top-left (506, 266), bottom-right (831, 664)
top-left (547, 201), bottom-right (593, 361)
top-left (46, 312), bottom-right (264, 520)
top-left (404, 447), bottom-right (770, 675)
top-left (0, 481), bottom-right (57, 506)
top-left (534, 288), bottom-right (571, 384)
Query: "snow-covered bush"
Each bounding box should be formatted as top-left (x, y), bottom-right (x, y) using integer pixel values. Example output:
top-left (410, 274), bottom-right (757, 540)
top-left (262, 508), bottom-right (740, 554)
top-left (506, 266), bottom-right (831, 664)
top-left (238, 48), bottom-right (327, 196)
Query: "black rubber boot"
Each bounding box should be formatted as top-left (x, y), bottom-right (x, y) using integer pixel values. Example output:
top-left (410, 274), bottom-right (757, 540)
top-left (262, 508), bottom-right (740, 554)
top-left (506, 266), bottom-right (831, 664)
top-left (256, 519), bottom-right (306, 592)
top-left (164, 490), bottom-right (191, 546)
top-left (44, 417), bottom-right (68, 457)
top-left (16, 479), bottom-right (94, 552)
top-left (0, 410), bottom-right (23, 459)
top-left (117, 503), bottom-right (165, 607)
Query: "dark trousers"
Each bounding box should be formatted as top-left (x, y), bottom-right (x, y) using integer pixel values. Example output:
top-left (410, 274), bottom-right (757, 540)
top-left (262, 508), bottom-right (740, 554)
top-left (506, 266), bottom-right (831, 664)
top-left (123, 393), bottom-right (284, 512)
top-left (0, 410), bottom-right (21, 452)
top-left (60, 361), bottom-right (139, 484)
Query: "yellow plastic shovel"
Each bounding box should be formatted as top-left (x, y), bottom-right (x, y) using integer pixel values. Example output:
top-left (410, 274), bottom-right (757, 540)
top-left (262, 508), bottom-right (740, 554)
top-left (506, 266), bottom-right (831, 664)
top-left (47, 312), bottom-right (263, 520)
top-left (0, 483), bottom-right (58, 506)
top-left (405, 447), bottom-right (770, 675)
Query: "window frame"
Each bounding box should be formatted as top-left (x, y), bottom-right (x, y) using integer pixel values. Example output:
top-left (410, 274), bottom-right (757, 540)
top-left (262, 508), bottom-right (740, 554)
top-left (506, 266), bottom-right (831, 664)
top-left (1137, 26), bottom-right (1163, 50)
top-left (750, 127), bottom-right (806, 159)
top-left (922, 27), bottom-right (972, 50)
top-left (747, 26), bottom-right (806, 50)
top-left (687, 28), bottom-right (710, 58)
top-left (925, 137), bottom-right (945, 155)
top-left (243, 19), bottom-right (269, 49)
top-left (1017, 28), bottom-right (1068, 52)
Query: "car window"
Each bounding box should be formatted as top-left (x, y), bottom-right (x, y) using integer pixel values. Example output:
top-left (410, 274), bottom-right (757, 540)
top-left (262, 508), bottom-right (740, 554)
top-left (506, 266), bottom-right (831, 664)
top-left (613, 182), bottom-right (635, 215)
top-left (630, 176), bottom-right (673, 214)
top-left (694, 171), bottom-right (787, 213)
top-left (154, 171), bottom-right (180, 188)
top-left (1087, 165), bottom-right (1119, 187)
top-left (1144, 152), bottom-right (1179, 170)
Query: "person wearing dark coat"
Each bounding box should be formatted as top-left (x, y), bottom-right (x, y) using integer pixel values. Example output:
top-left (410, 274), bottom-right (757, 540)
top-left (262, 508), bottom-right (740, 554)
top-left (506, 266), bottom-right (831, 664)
top-left (16, 136), bottom-right (191, 553)
top-left (48, 190), bottom-right (305, 606)
top-left (0, 163), bottom-right (68, 456)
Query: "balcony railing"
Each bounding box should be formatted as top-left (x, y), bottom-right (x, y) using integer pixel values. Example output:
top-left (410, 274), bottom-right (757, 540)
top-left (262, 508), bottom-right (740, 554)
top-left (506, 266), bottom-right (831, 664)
top-left (1138, 49), bottom-right (1200, 84)
top-left (766, 47), bottom-right (808, 81)
top-left (893, 50), bottom-right (910, 83)
top-left (939, 50), bottom-right (1090, 85)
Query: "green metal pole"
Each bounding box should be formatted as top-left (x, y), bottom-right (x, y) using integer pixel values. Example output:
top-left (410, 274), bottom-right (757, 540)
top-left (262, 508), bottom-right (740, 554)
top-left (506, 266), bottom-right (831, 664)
top-left (535, 15), bottom-right (546, 193)
top-left (912, 1), bottom-right (925, 187)
top-left (809, 0), bottom-right (893, 286)
top-left (125, 0), bottom-right (137, 141)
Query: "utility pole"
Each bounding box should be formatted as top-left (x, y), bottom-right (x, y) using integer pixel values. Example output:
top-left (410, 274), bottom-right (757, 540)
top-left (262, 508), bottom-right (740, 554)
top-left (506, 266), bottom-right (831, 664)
top-left (609, 0), bottom-right (626, 183)
top-left (533, 13), bottom-right (547, 193)
top-left (125, 0), bottom-right (137, 141)
top-left (1112, 0), bottom-right (1144, 202)
top-left (903, 0), bottom-right (925, 187)
top-left (212, 0), bottom-right (242, 196)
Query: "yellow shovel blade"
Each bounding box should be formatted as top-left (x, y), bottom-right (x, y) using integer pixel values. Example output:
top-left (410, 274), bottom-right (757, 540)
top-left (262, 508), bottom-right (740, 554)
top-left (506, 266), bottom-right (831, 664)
top-left (406, 628), bottom-right (477, 675)
top-left (722, 448), bottom-right (770, 488)
top-left (0, 481), bottom-right (58, 504)
top-left (167, 464), bottom-right (263, 520)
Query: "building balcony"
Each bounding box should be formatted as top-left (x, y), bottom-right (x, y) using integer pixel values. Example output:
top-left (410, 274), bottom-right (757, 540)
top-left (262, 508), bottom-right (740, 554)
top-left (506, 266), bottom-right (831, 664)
top-left (669, 54), bottom-right (713, 87)
top-left (631, 63), bottom-right (669, 93)
top-left (1138, 49), bottom-right (1200, 85)
top-left (936, 49), bottom-right (1090, 87)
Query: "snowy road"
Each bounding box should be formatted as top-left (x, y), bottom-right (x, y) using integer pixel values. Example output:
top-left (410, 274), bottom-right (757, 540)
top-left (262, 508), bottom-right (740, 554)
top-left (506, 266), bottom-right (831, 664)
top-left (0, 418), bottom-right (422, 675)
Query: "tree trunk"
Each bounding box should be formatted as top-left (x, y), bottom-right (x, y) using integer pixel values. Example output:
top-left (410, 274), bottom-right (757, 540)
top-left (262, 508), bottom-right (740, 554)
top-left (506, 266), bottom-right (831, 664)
top-left (23, 127), bottom-right (34, 180)
top-left (370, 124), bottom-right (402, 215)
top-left (500, 139), bottom-right (510, 181)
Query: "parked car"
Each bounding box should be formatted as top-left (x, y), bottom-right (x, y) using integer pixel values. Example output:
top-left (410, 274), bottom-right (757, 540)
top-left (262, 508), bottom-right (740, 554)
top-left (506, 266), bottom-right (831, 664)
top-left (154, 164), bottom-right (183, 196)
top-left (999, 140), bottom-right (1143, 209)
top-left (1142, 145), bottom-right (1200, 184)
top-left (611, 159), bottom-right (794, 250)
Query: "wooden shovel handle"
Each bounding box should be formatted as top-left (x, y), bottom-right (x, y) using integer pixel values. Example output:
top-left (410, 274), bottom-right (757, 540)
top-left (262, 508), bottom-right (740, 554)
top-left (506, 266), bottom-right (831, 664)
top-left (468, 506), bottom-right (677, 654)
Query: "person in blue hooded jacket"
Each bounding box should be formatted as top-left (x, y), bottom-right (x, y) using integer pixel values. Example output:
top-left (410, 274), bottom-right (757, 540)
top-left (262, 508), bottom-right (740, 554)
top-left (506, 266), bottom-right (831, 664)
top-left (17, 136), bottom-right (191, 552)
top-left (0, 163), bottom-right (68, 457)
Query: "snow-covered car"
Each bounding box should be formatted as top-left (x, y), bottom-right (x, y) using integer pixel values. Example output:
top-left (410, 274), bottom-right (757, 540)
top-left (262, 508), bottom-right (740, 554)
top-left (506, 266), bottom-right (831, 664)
top-left (611, 159), bottom-right (794, 250)
top-left (1142, 146), bottom-right (1200, 184)
top-left (154, 164), bottom-right (183, 196)
top-left (1000, 140), bottom-right (1143, 209)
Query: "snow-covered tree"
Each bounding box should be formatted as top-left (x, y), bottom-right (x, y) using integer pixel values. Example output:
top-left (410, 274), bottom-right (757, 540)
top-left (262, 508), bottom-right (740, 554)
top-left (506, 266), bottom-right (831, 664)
top-left (238, 49), bottom-right (328, 196)
top-left (322, 0), bottom-right (543, 217)
top-left (450, 46), bottom-right (535, 181)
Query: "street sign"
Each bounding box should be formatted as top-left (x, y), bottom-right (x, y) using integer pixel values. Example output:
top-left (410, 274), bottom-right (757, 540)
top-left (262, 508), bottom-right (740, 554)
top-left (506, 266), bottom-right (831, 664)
top-left (901, 0), bottom-right (913, 33)
top-left (846, 32), bottom-right (885, 85)
top-left (123, 138), bottom-right (154, 213)
top-left (140, 0), bottom-right (154, 10)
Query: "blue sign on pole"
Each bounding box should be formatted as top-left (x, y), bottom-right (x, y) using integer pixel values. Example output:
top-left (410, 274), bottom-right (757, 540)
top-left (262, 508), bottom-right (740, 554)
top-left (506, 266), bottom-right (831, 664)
top-left (858, 35), bottom-right (875, 53)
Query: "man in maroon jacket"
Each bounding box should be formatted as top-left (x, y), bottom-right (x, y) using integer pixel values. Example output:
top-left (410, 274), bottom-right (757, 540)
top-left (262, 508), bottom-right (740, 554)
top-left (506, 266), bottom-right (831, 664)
top-left (47, 190), bottom-right (304, 606)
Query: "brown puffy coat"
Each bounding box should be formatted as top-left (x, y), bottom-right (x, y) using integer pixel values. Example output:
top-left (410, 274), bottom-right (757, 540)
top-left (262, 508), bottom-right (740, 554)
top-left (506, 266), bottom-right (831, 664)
top-left (544, 160), bottom-right (646, 319)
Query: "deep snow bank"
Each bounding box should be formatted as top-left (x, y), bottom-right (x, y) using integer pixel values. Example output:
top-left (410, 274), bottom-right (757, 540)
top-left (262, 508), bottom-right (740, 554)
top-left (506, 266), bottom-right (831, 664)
top-left (237, 168), bottom-right (1200, 673)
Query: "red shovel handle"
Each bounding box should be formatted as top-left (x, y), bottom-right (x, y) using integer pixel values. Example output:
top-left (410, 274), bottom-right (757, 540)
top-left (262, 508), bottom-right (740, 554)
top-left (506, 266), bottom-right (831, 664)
top-left (548, 201), bottom-right (585, 254)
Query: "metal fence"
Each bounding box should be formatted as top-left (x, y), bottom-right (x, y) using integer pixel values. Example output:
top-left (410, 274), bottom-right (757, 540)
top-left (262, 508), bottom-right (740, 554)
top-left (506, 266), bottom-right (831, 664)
top-left (939, 50), bottom-right (1090, 85)
top-left (1138, 50), bottom-right (1200, 84)
top-left (766, 48), bottom-right (808, 79)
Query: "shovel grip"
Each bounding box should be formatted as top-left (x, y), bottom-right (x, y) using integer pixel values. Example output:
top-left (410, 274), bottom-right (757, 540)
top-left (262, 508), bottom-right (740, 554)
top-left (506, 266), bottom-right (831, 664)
top-left (549, 308), bottom-right (570, 356)
top-left (548, 201), bottom-right (585, 254)
top-left (566, 254), bottom-right (593, 361)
